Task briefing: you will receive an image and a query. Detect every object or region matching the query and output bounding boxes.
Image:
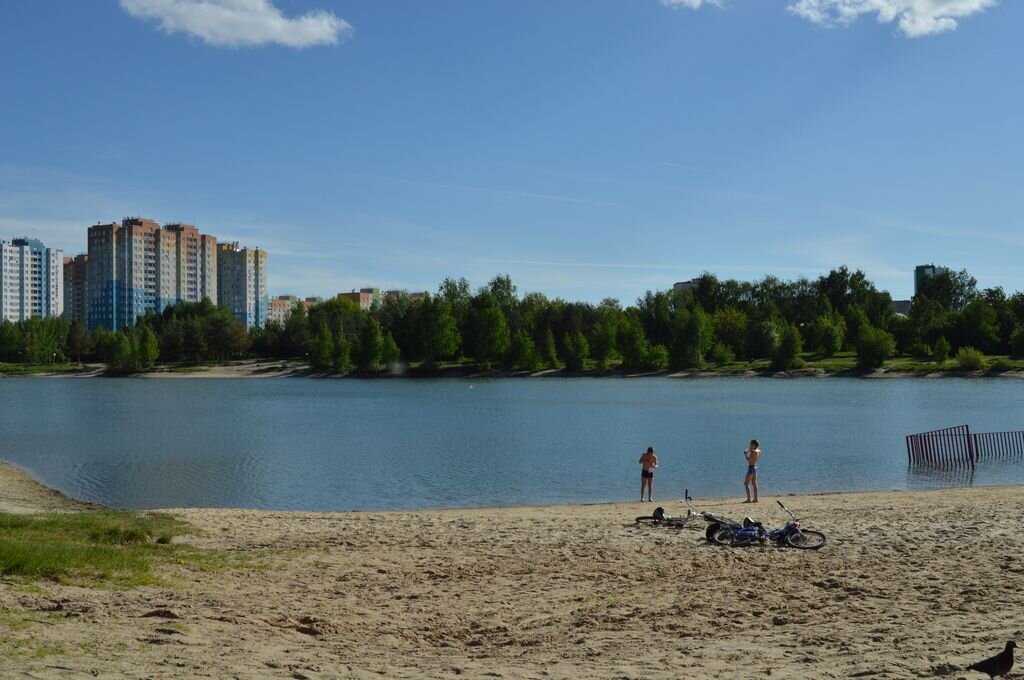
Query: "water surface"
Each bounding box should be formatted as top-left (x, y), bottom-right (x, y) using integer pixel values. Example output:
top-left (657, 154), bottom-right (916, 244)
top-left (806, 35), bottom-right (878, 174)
top-left (1, 377), bottom-right (1021, 510)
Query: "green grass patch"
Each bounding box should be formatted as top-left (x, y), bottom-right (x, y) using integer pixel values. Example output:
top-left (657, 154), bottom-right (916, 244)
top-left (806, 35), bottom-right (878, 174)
top-left (0, 363), bottom-right (79, 375)
top-left (0, 511), bottom-right (210, 587)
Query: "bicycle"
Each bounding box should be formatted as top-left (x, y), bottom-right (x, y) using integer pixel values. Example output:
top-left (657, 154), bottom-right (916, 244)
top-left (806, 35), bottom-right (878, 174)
top-left (635, 491), bottom-right (742, 540)
top-left (709, 500), bottom-right (827, 550)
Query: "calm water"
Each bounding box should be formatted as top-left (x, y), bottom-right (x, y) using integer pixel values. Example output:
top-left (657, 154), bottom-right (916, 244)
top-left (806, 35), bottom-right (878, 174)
top-left (0, 377), bottom-right (1022, 511)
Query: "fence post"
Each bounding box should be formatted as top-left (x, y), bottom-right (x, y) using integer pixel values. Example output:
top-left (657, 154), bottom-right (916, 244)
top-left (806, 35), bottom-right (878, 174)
top-left (966, 425), bottom-right (976, 469)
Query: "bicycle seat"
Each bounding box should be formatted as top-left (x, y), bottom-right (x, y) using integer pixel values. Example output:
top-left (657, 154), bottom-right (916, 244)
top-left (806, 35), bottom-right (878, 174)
top-left (742, 517), bottom-right (763, 529)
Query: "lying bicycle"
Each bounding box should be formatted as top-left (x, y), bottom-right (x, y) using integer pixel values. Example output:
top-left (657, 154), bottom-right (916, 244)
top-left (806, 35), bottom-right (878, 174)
top-left (635, 491), bottom-right (742, 541)
top-left (709, 500), bottom-right (827, 550)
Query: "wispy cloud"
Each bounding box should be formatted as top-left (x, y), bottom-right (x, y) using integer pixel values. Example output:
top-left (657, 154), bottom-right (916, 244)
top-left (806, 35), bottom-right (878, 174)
top-left (787, 0), bottom-right (997, 37)
top-left (659, 0), bottom-right (724, 9)
top-left (119, 0), bottom-right (352, 48)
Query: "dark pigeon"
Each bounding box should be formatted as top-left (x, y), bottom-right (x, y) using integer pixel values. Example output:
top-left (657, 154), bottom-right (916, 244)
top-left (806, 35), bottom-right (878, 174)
top-left (967, 641), bottom-right (1016, 678)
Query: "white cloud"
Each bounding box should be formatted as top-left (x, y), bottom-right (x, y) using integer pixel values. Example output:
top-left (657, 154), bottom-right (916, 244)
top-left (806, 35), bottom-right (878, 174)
top-left (659, 0), bottom-right (723, 8)
top-left (787, 0), bottom-right (997, 37)
top-left (119, 0), bottom-right (352, 48)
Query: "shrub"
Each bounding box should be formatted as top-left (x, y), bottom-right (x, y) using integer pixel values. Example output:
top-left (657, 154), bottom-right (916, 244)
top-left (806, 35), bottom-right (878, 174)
top-left (645, 344), bottom-right (669, 371)
top-left (771, 324), bottom-right (803, 371)
top-left (856, 325), bottom-right (895, 370)
top-left (988, 358), bottom-right (1014, 373)
top-left (709, 342), bottom-right (735, 366)
top-left (955, 346), bottom-right (984, 371)
top-left (933, 337), bottom-right (951, 364)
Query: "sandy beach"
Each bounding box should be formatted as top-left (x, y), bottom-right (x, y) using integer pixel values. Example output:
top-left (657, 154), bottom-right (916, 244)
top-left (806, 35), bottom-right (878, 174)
top-left (1, 462), bottom-right (1021, 679)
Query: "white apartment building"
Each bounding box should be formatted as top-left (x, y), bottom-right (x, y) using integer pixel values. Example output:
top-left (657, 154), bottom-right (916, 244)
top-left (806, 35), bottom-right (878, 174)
top-left (0, 237), bottom-right (63, 323)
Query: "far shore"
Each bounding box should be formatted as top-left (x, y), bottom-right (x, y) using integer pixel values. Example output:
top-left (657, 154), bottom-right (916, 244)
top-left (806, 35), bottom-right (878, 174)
top-left (1, 460), bottom-right (1021, 678)
top-left (3, 358), bottom-right (1024, 380)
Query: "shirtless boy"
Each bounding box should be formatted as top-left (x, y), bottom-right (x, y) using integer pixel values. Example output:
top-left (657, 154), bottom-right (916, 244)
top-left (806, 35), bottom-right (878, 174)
top-left (743, 439), bottom-right (761, 503)
top-left (639, 446), bottom-right (658, 502)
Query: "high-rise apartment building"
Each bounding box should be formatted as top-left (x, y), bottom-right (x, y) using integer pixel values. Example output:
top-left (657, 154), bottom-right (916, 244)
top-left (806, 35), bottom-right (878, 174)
top-left (87, 218), bottom-right (219, 330)
top-left (914, 263), bottom-right (949, 298)
top-left (159, 224), bottom-right (217, 309)
top-left (0, 237), bottom-right (63, 323)
top-left (217, 242), bottom-right (268, 330)
top-left (63, 254), bottom-right (88, 323)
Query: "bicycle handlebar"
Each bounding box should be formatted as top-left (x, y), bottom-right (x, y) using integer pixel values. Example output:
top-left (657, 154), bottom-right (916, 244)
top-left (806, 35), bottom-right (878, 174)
top-left (777, 499), bottom-right (798, 521)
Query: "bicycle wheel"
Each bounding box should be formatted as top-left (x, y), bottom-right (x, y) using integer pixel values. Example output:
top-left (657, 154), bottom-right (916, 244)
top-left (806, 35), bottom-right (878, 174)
top-left (711, 525), bottom-right (753, 547)
top-left (635, 516), bottom-right (660, 525)
top-left (785, 529), bottom-right (827, 550)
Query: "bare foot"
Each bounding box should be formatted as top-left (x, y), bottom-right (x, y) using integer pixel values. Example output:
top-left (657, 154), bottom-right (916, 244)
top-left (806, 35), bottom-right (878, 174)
top-left (742, 499), bottom-right (752, 503)
top-left (752, 499), bottom-right (759, 503)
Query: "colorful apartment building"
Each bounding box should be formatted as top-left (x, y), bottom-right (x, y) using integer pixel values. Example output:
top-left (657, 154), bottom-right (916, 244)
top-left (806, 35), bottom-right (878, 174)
top-left (62, 254), bottom-right (88, 323)
top-left (217, 242), bottom-right (268, 330)
top-left (0, 237), bottom-right (63, 323)
top-left (268, 295), bottom-right (297, 325)
top-left (86, 218), bottom-right (220, 330)
top-left (338, 288), bottom-right (377, 310)
top-left (159, 224), bottom-right (218, 309)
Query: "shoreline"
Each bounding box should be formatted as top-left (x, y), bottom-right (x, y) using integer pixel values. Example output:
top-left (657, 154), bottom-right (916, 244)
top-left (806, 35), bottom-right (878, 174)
top-left (3, 359), bottom-right (1024, 379)
top-left (2, 461), bottom-right (1022, 677)
top-left (4, 458), bottom-right (1021, 516)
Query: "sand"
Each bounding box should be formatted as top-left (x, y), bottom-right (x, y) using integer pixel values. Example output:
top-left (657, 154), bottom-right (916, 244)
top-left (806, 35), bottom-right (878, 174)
top-left (1, 462), bottom-right (1021, 679)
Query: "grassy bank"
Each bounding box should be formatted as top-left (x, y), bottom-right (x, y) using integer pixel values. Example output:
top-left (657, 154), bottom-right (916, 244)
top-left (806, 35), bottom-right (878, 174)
top-left (0, 363), bottom-right (83, 375)
top-left (0, 511), bottom-right (228, 587)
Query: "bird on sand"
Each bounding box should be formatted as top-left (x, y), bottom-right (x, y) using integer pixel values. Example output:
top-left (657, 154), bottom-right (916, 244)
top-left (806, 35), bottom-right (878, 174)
top-left (967, 641), bottom-right (1016, 678)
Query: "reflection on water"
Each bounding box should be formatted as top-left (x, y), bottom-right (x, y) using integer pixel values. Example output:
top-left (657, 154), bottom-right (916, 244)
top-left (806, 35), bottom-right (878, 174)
top-left (1, 377), bottom-right (1023, 511)
top-left (907, 464), bottom-right (976, 489)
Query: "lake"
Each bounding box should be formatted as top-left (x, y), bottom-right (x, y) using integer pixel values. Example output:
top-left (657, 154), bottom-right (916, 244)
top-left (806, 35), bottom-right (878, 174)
top-left (0, 377), bottom-right (1021, 511)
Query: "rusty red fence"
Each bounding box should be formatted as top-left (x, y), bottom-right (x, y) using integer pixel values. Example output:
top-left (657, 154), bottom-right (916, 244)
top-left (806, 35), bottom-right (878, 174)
top-left (907, 425), bottom-right (1024, 469)
top-left (971, 430), bottom-right (1024, 463)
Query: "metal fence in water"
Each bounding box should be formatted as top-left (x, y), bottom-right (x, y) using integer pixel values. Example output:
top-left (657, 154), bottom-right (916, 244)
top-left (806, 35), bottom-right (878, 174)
top-left (907, 425), bottom-right (1024, 469)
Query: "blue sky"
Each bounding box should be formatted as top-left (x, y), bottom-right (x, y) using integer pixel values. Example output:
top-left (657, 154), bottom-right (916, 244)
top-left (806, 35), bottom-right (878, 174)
top-left (1, 0), bottom-right (1020, 302)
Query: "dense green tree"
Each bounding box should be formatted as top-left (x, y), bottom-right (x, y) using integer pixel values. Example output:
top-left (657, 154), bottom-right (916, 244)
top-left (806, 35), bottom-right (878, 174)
top-left (0, 321), bottom-right (23, 362)
top-left (413, 295), bottom-right (460, 368)
top-left (310, 323), bottom-right (334, 371)
top-left (618, 315), bottom-right (650, 370)
top-left (355, 317), bottom-right (384, 371)
top-left (21, 317), bottom-right (67, 364)
top-left (746, 318), bottom-right (779, 360)
top-left (468, 294), bottom-right (510, 369)
top-left (283, 303), bottom-right (312, 358)
top-left (711, 307), bottom-right (748, 357)
top-left (138, 326), bottom-right (159, 369)
top-left (332, 330), bottom-right (352, 372)
top-left (65, 320), bottom-right (93, 362)
top-left (381, 333), bottom-right (401, 366)
top-left (561, 331), bottom-right (589, 372)
top-left (506, 329), bottom-right (540, 371)
top-left (589, 310), bottom-right (620, 370)
top-left (952, 299), bottom-right (999, 353)
top-left (915, 268), bottom-right (977, 311)
top-left (541, 327), bottom-right (559, 369)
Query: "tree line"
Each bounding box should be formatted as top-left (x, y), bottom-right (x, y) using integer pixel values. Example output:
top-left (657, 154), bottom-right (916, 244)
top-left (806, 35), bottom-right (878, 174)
top-left (3, 266), bottom-right (1024, 373)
